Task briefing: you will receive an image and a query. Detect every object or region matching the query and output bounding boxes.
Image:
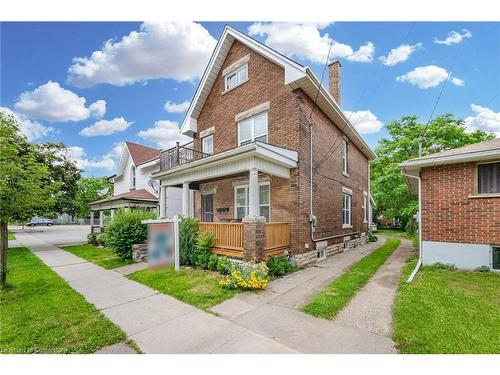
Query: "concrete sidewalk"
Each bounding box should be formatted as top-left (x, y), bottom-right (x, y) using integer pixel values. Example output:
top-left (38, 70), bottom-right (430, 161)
top-left (210, 237), bottom-right (399, 353)
top-left (14, 230), bottom-right (294, 354)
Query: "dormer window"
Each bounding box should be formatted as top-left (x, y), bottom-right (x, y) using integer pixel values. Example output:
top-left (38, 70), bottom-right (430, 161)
top-left (130, 165), bottom-right (136, 190)
top-left (225, 64), bottom-right (248, 91)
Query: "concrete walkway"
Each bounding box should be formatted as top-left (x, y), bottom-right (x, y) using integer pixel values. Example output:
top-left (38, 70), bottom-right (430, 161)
top-left (13, 230), bottom-right (294, 354)
top-left (210, 237), bottom-right (404, 353)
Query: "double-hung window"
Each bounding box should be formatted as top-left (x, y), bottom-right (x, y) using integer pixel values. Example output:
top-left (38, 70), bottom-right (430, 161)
top-left (225, 64), bottom-right (248, 91)
top-left (202, 134), bottom-right (214, 155)
top-left (237, 112), bottom-right (268, 146)
top-left (234, 183), bottom-right (270, 222)
top-left (130, 165), bottom-right (136, 190)
top-left (341, 139), bottom-right (348, 175)
top-left (342, 192), bottom-right (352, 228)
top-left (477, 162), bottom-right (500, 194)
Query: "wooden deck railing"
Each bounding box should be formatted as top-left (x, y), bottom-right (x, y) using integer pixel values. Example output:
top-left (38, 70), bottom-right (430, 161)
top-left (199, 222), bottom-right (244, 258)
top-left (198, 221), bottom-right (290, 259)
top-left (264, 222), bottom-right (291, 258)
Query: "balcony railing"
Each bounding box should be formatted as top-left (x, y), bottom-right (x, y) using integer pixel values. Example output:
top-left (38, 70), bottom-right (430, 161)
top-left (160, 142), bottom-right (211, 171)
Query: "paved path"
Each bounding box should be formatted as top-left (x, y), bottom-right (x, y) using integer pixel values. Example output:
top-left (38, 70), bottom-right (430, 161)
top-left (9, 224), bottom-right (89, 247)
top-left (210, 237), bottom-right (402, 353)
top-left (14, 230), bottom-right (294, 354)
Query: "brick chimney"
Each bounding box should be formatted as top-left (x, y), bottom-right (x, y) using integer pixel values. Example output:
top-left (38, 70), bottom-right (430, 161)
top-left (328, 60), bottom-right (341, 105)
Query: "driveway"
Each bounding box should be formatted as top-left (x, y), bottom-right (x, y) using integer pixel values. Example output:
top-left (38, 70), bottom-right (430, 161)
top-left (10, 224), bottom-right (89, 247)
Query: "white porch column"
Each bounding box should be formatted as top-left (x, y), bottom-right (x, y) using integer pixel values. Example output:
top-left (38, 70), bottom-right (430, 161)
top-left (182, 182), bottom-right (190, 217)
top-left (248, 168), bottom-right (259, 218)
top-left (90, 211), bottom-right (95, 226)
top-left (99, 211), bottom-right (104, 227)
top-left (159, 185), bottom-right (166, 218)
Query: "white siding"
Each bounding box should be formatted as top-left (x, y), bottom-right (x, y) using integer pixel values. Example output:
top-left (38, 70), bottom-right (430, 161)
top-left (422, 241), bottom-right (491, 269)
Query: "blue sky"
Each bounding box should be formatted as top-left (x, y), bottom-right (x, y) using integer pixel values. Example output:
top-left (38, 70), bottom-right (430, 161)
top-left (1, 22), bottom-right (499, 176)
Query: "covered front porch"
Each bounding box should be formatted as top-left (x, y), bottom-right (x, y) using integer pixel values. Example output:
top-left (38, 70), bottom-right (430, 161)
top-left (153, 142), bottom-right (298, 260)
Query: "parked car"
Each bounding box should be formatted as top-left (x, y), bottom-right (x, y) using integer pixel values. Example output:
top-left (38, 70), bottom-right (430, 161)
top-left (26, 218), bottom-right (54, 227)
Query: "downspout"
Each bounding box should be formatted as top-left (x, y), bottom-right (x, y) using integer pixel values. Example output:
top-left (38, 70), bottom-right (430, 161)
top-left (401, 172), bottom-right (422, 283)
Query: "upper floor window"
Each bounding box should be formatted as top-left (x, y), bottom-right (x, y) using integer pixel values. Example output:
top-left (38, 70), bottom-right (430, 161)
top-left (342, 192), bottom-right (352, 228)
top-left (225, 64), bottom-right (248, 91)
top-left (341, 139), bottom-right (348, 175)
top-left (238, 112), bottom-right (268, 146)
top-left (130, 165), bottom-right (136, 190)
top-left (477, 162), bottom-right (500, 194)
top-left (202, 134), bottom-right (214, 155)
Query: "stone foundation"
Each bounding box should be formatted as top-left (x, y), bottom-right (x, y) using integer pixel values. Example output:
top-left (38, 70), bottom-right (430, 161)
top-left (132, 243), bottom-right (148, 262)
top-left (292, 234), bottom-right (368, 267)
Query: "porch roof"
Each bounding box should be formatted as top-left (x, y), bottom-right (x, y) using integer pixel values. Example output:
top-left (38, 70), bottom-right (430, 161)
top-left (88, 189), bottom-right (158, 210)
top-left (152, 142), bottom-right (298, 185)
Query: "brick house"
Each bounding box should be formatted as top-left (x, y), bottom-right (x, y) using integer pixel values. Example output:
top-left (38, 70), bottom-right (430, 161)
top-left (153, 26), bottom-right (376, 265)
top-left (400, 138), bottom-right (500, 270)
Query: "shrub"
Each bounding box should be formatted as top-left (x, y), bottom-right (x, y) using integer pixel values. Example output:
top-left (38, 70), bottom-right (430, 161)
top-left (216, 256), bottom-right (232, 275)
top-left (105, 209), bottom-right (155, 260)
top-left (192, 231), bottom-right (214, 269)
top-left (87, 232), bottom-right (98, 246)
top-left (207, 254), bottom-right (219, 271)
top-left (431, 262), bottom-right (457, 271)
top-left (179, 217), bottom-right (199, 265)
top-left (368, 232), bottom-right (378, 242)
top-left (95, 233), bottom-right (107, 247)
top-left (267, 255), bottom-right (295, 277)
top-left (475, 265), bottom-right (491, 273)
top-left (219, 261), bottom-right (269, 290)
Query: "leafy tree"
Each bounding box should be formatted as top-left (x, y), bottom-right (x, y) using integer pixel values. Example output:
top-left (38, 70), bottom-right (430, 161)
top-left (74, 177), bottom-right (113, 217)
top-left (35, 142), bottom-right (81, 217)
top-left (370, 114), bottom-right (494, 229)
top-left (0, 111), bottom-right (54, 285)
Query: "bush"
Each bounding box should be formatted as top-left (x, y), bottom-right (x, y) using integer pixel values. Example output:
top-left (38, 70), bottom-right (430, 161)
top-left (95, 233), bottom-right (107, 247)
top-left (105, 209), bottom-right (155, 260)
top-left (216, 256), bottom-right (232, 275)
top-left (219, 261), bottom-right (269, 290)
top-left (475, 265), bottom-right (491, 273)
top-left (267, 256), bottom-right (295, 277)
top-left (179, 217), bottom-right (199, 265)
top-left (368, 232), bottom-right (378, 242)
top-left (191, 231), bottom-right (214, 269)
top-left (87, 232), bottom-right (98, 246)
top-left (207, 254), bottom-right (219, 271)
top-left (431, 262), bottom-right (457, 271)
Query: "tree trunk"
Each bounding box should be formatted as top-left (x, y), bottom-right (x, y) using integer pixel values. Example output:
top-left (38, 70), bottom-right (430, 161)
top-left (0, 220), bottom-right (8, 286)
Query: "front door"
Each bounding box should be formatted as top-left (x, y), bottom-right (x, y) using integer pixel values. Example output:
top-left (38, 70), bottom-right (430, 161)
top-left (201, 194), bottom-right (214, 222)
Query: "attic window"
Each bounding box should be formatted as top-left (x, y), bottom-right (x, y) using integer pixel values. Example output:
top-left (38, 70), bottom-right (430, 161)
top-left (225, 64), bottom-right (248, 91)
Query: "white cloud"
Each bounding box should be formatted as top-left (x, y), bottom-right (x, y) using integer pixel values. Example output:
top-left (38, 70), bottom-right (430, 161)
top-left (464, 104), bottom-right (500, 136)
top-left (137, 120), bottom-right (192, 149)
top-left (379, 43), bottom-right (422, 66)
top-left (67, 22), bottom-right (217, 88)
top-left (65, 146), bottom-right (116, 171)
top-left (14, 81), bottom-right (105, 122)
top-left (247, 22), bottom-right (375, 64)
top-left (396, 65), bottom-right (464, 89)
top-left (79, 117), bottom-right (132, 137)
top-left (435, 29), bottom-right (472, 46)
top-left (89, 100), bottom-right (106, 118)
top-left (0, 107), bottom-right (55, 141)
top-left (344, 110), bottom-right (383, 134)
top-left (164, 100), bottom-right (190, 113)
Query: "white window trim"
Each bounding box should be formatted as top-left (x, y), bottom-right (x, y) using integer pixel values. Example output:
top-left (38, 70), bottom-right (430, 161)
top-left (342, 191), bottom-right (352, 229)
top-left (224, 63), bottom-right (248, 93)
top-left (233, 181), bottom-right (271, 221)
top-left (202, 134), bottom-right (214, 155)
top-left (130, 165), bottom-right (136, 190)
top-left (237, 111), bottom-right (268, 146)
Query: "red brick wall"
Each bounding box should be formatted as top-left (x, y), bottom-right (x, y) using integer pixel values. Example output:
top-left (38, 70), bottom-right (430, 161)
top-left (421, 162), bottom-right (500, 244)
top-left (192, 39), bottom-right (370, 254)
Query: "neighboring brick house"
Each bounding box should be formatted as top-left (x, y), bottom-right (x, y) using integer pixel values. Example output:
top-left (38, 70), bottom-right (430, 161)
top-left (400, 138), bottom-right (500, 270)
top-left (88, 141), bottom-right (191, 229)
top-left (153, 26), bottom-right (376, 265)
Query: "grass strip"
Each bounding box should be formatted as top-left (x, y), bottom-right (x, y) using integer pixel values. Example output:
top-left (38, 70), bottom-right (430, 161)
top-left (62, 244), bottom-right (133, 269)
top-left (301, 238), bottom-right (400, 319)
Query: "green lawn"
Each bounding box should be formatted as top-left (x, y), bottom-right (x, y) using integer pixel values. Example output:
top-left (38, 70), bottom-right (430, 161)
top-left (0, 248), bottom-right (125, 353)
top-left (377, 229), bottom-right (418, 247)
top-left (62, 244), bottom-right (133, 269)
top-left (302, 238), bottom-right (401, 319)
top-left (129, 267), bottom-right (239, 310)
top-left (7, 231), bottom-right (15, 241)
top-left (393, 256), bottom-right (500, 354)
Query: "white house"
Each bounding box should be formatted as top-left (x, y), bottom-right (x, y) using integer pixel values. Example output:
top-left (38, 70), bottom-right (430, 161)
top-left (88, 141), bottom-right (193, 228)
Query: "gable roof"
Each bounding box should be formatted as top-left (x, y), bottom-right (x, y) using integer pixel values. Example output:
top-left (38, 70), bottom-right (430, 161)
top-left (400, 137), bottom-right (500, 194)
top-left (125, 141), bottom-right (160, 166)
top-left (180, 25), bottom-right (376, 161)
top-left (89, 189), bottom-right (158, 207)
